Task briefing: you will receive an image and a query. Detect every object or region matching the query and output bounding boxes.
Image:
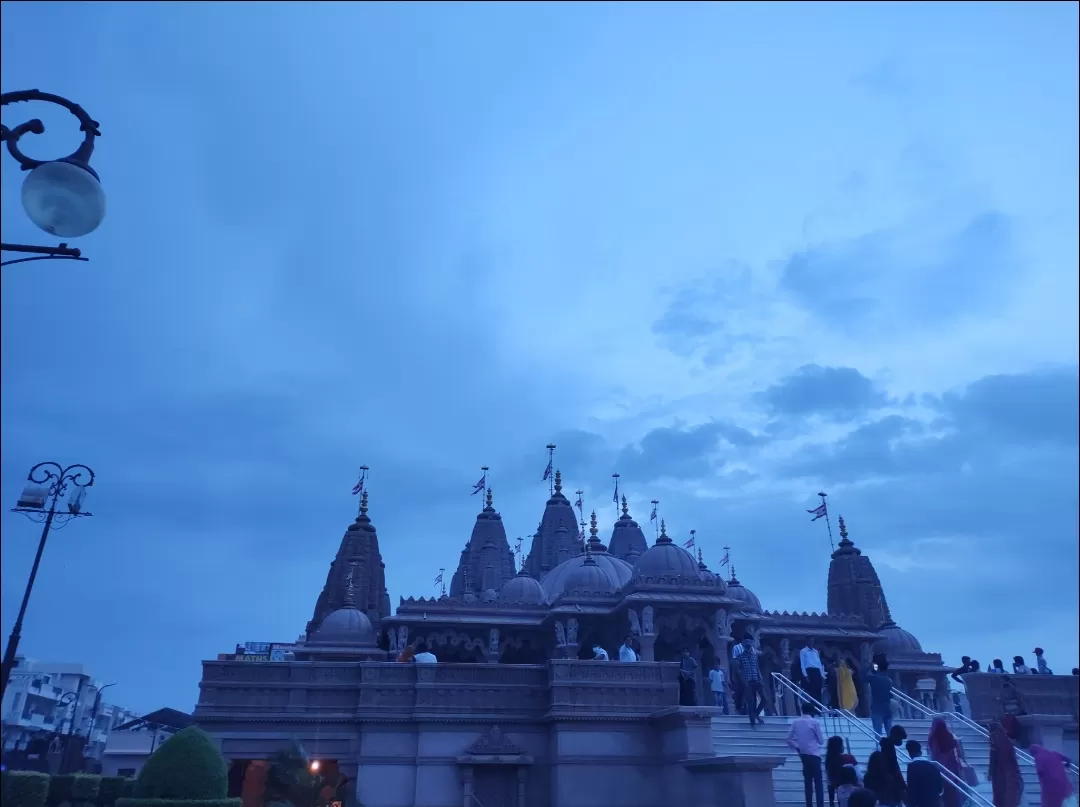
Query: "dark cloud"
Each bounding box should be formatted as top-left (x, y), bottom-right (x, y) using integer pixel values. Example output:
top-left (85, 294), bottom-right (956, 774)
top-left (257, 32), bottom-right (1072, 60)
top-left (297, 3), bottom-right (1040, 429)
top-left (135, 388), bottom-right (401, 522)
top-left (936, 369), bottom-right (1080, 447)
top-left (788, 367), bottom-right (1079, 484)
top-left (780, 210), bottom-right (1014, 330)
top-left (761, 364), bottom-right (890, 419)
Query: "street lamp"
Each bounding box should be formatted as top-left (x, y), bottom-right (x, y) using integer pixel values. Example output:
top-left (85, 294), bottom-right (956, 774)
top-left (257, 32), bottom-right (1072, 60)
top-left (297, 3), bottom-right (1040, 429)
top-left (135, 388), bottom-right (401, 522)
top-left (0, 462), bottom-right (95, 700)
top-left (1, 89), bottom-right (105, 267)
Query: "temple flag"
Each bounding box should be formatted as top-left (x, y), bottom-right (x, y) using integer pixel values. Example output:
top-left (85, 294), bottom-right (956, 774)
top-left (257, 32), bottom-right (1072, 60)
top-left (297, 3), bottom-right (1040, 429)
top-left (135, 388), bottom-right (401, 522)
top-left (807, 502), bottom-right (828, 521)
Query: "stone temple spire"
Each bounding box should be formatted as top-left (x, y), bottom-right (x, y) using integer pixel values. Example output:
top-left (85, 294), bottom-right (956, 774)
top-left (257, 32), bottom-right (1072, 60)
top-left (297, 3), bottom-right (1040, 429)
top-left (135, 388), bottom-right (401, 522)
top-left (306, 489), bottom-right (390, 639)
top-left (826, 515), bottom-right (893, 628)
top-left (608, 494), bottom-right (648, 561)
top-left (523, 469), bottom-right (582, 577)
top-left (449, 486), bottom-right (515, 599)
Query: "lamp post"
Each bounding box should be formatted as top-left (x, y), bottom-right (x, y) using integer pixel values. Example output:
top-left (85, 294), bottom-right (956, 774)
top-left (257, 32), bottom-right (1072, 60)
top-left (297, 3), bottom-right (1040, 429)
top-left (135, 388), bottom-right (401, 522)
top-left (0, 462), bottom-right (95, 700)
top-left (1, 90), bottom-right (105, 267)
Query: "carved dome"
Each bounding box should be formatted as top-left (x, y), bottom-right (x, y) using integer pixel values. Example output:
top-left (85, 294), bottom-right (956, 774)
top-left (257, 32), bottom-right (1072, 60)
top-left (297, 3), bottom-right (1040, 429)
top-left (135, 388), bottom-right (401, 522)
top-left (562, 551), bottom-right (618, 595)
top-left (541, 549), bottom-right (632, 601)
top-left (608, 496), bottom-right (649, 561)
top-left (310, 606), bottom-right (375, 646)
top-left (631, 522), bottom-right (701, 581)
top-left (499, 570), bottom-right (546, 605)
top-left (876, 621), bottom-right (923, 654)
top-left (725, 567), bottom-right (762, 613)
top-left (478, 588), bottom-right (498, 603)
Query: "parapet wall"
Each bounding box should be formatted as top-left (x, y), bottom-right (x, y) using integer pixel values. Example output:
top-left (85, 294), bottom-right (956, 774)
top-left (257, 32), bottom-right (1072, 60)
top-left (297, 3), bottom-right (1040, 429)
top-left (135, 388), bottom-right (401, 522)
top-left (963, 672), bottom-right (1080, 724)
top-left (196, 658), bottom-right (680, 723)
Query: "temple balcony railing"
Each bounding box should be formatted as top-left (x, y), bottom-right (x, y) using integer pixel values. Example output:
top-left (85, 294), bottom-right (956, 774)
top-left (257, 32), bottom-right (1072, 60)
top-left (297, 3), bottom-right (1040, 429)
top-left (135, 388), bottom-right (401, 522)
top-left (962, 672), bottom-right (1079, 723)
top-left (194, 660), bottom-right (680, 723)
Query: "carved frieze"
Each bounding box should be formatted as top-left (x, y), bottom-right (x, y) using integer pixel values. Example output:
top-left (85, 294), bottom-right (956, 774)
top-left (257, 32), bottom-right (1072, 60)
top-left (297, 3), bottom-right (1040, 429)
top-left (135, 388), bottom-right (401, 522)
top-left (467, 725), bottom-right (522, 756)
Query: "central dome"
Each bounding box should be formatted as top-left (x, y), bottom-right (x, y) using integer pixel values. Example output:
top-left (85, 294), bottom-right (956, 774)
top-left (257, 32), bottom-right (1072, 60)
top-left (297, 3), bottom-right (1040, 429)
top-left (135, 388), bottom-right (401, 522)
top-left (500, 570), bottom-right (546, 605)
top-left (632, 521), bottom-right (702, 581)
top-left (541, 550), bottom-right (632, 601)
top-left (311, 606), bottom-right (375, 645)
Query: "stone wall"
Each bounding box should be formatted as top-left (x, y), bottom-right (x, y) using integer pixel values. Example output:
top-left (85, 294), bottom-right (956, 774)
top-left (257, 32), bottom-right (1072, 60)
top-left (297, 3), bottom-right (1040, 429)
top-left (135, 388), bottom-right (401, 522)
top-left (963, 672), bottom-right (1080, 724)
top-left (196, 659), bottom-right (690, 807)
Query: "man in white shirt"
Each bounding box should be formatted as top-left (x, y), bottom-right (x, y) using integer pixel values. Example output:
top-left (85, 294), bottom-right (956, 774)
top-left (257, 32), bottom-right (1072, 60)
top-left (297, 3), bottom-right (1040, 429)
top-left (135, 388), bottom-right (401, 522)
top-left (414, 640), bottom-right (437, 664)
top-left (800, 638), bottom-right (825, 712)
top-left (593, 645), bottom-right (610, 660)
top-left (619, 636), bottom-right (638, 662)
top-left (708, 660), bottom-right (730, 714)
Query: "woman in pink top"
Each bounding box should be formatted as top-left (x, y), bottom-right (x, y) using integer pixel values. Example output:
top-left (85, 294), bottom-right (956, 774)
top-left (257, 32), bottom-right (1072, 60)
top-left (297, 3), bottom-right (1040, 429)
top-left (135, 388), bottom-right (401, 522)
top-left (1030, 744), bottom-right (1074, 807)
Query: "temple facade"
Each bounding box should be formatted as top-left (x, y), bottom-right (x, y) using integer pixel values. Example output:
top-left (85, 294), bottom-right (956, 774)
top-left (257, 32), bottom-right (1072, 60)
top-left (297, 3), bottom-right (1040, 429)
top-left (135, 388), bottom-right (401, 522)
top-left (195, 469), bottom-right (952, 807)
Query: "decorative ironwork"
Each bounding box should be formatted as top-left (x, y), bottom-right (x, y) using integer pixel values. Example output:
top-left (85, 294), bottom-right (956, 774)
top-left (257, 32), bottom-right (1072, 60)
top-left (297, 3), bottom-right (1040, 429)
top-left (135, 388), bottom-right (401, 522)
top-left (1, 90), bottom-right (101, 265)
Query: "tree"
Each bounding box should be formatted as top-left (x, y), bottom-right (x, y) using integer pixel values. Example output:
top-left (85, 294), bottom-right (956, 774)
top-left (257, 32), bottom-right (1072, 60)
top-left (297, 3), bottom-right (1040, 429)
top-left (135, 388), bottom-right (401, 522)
top-left (263, 744), bottom-right (351, 807)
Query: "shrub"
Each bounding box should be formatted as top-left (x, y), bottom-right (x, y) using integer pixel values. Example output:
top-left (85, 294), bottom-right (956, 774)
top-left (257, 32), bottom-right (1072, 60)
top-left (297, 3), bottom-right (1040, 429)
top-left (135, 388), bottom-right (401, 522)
top-left (48, 775), bottom-right (76, 807)
top-left (132, 727), bottom-right (227, 799)
top-left (1, 771), bottom-right (52, 807)
top-left (98, 777), bottom-right (128, 807)
top-left (121, 780), bottom-right (136, 798)
top-left (71, 775), bottom-right (101, 803)
top-left (115, 800), bottom-right (240, 807)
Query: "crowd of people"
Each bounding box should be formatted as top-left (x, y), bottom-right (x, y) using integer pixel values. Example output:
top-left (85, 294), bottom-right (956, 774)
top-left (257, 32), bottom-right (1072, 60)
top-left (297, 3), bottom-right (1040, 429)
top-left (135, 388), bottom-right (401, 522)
top-left (951, 648), bottom-right (1075, 680)
top-left (785, 705), bottom-right (1076, 807)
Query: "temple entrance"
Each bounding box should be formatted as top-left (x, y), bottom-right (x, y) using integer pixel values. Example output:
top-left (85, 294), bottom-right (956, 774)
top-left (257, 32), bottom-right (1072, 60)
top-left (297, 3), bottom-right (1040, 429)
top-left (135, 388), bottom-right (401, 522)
top-left (473, 767), bottom-right (517, 807)
top-left (500, 640), bottom-right (546, 665)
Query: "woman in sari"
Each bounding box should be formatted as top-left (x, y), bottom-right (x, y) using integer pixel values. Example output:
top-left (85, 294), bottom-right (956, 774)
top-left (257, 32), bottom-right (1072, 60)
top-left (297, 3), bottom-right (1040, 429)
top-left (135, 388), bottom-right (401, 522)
top-left (1030, 744), bottom-right (1074, 807)
top-left (987, 721), bottom-right (1024, 807)
top-left (927, 717), bottom-right (965, 807)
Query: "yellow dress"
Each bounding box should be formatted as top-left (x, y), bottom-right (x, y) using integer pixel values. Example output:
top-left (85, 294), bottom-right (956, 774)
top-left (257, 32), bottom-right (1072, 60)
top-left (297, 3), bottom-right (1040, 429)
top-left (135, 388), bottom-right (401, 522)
top-left (837, 664), bottom-right (859, 710)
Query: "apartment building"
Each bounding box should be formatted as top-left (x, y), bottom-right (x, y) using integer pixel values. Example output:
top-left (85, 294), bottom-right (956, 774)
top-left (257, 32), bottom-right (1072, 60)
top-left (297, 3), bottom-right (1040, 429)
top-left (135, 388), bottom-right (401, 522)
top-left (1, 656), bottom-right (136, 765)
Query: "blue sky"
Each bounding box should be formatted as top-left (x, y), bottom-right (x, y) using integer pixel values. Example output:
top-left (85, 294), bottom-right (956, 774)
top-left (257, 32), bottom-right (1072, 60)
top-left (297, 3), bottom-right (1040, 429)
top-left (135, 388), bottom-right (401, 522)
top-left (2, 2), bottom-right (1076, 714)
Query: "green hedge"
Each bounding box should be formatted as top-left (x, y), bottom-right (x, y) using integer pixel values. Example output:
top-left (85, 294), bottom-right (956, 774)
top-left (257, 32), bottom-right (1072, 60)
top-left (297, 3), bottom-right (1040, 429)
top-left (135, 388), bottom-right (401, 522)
top-left (115, 800), bottom-right (241, 807)
top-left (72, 774), bottom-right (102, 802)
top-left (98, 777), bottom-right (128, 807)
top-left (1, 770), bottom-right (52, 807)
top-left (47, 775), bottom-right (76, 807)
top-left (132, 727), bottom-right (227, 800)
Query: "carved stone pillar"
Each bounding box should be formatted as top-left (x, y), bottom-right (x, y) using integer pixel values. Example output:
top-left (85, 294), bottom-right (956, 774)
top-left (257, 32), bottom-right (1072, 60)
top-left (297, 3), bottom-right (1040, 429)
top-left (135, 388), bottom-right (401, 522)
top-left (639, 635), bottom-right (656, 662)
top-left (462, 766), bottom-right (474, 807)
top-left (484, 628), bottom-right (500, 664)
top-left (516, 767), bottom-right (528, 807)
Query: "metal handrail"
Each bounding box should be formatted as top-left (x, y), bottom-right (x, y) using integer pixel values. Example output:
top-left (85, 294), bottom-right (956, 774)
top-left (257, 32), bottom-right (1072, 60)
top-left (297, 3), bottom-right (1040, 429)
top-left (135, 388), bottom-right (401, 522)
top-left (772, 672), bottom-right (994, 807)
top-left (889, 687), bottom-right (1080, 777)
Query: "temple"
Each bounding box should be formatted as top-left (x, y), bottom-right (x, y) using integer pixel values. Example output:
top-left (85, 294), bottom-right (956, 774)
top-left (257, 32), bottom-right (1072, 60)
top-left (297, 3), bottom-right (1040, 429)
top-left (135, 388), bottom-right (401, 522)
top-left (196, 467), bottom-right (955, 807)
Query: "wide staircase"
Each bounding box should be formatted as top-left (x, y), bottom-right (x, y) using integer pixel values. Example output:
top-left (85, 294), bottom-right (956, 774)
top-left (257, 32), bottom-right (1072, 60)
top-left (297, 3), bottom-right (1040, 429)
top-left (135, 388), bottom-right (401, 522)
top-left (709, 674), bottom-right (1079, 807)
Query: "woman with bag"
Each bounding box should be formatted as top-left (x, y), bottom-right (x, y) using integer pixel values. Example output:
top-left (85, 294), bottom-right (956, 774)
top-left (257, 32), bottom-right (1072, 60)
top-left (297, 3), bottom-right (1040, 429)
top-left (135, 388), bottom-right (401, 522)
top-left (928, 718), bottom-right (969, 807)
top-left (987, 721), bottom-right (1024, 807)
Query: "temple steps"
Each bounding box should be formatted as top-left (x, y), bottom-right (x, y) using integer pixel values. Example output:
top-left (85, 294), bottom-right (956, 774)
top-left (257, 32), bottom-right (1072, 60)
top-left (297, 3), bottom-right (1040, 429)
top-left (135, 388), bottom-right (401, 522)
top-left (710, 714), bottom-right (1062, 807)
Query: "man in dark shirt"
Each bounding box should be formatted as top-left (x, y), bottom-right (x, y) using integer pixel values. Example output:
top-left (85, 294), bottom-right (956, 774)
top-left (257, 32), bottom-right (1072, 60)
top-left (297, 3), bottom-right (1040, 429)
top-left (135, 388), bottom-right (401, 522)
top-left (950, 656), bottom-right (973, 683)
top-left (864, 658), bottom-right (894, 736)
top-left (678, 648), bottom-right (699, 706)
top-left (905, 740), bottom-right (944, 807)
top-left (735, 634), bottom-right (765, 726)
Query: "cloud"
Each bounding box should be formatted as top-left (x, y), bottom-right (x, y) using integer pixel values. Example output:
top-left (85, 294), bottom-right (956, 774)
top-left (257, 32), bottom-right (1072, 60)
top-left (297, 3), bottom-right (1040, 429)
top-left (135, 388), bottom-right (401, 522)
top-left (760, 364), bottom-right (890, 420)
top-left (780, 210), bottom-right (1015, 331)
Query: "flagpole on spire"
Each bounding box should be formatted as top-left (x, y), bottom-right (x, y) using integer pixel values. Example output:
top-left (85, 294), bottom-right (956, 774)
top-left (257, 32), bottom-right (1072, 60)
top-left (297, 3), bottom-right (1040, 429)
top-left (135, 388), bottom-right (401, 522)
top-left (649, 499), bottom-right (660, 540)
top-left (574, 490), bottom-right (585, 542)
top-left (611, 473), bottom-right (620, 507)
top-left (471, 466), bottom-right (489, 497)
top-left (806, 491), bottom-right (834, 551)
top-left (435, 568), bottom-right (446, 597)
top-left (543, 444), bottom-right (556, 496)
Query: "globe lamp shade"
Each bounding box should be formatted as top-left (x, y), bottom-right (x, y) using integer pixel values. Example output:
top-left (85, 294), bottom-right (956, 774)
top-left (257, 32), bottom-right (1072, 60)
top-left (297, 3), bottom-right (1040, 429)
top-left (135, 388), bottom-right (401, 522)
top-left (21, 159), bottom-right (106, 238)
